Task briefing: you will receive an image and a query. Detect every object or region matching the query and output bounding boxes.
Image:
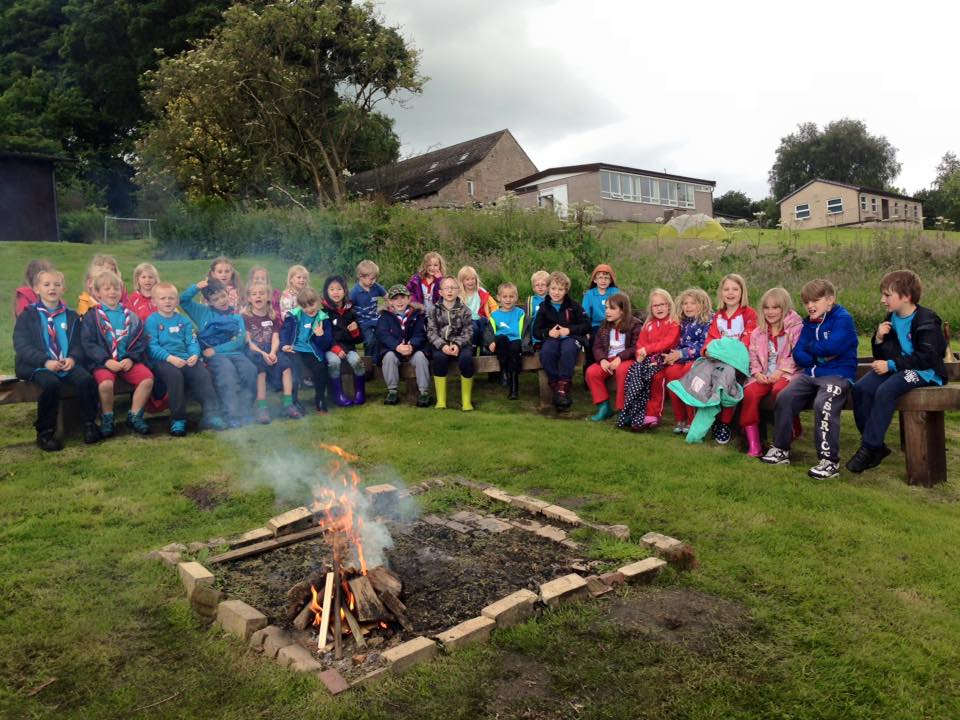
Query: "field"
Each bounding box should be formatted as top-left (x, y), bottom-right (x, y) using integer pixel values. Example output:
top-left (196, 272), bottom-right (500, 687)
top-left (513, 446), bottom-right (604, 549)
top-left (2, 236), bottom-right (960, 719)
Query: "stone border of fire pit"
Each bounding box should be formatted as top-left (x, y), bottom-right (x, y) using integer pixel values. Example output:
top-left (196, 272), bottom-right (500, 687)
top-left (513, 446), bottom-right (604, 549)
top-left (148, 479), bottom-right (694, 695)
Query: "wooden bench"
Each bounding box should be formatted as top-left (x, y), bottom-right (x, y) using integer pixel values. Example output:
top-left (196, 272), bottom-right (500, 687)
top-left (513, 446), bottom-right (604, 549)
top-left (755, 360), bottom-right (960, 487)
top-left (346, 353), bottom-right (584, 409)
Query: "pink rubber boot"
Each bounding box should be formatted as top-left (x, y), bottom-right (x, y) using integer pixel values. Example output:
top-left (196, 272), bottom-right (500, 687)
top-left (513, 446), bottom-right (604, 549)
top-left (744, 424), bottom-right (762, 457)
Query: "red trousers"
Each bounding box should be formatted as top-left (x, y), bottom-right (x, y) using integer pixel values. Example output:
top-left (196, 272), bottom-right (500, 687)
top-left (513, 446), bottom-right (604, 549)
top-left (738, 377), bottom-right (791, 427)
top-left (585, 359), bottom-right (634, 410)
top-left (661, 362), bottom-right (695, 423)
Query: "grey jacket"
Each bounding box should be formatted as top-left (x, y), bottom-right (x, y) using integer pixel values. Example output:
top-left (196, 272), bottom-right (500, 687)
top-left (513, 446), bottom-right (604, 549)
top-left (426, 299), bottom-right (473, 350)
top-left (674, 356), bottom-right (744, 408)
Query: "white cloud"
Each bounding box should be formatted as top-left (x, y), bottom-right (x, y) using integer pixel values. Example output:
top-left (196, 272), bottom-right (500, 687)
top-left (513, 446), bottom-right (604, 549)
top-left (378, 0), bottom-right (959, 198)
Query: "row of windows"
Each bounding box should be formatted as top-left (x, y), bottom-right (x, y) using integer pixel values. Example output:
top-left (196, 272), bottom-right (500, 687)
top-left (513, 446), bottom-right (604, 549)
top-left (796, 196), bottom-right (921, 220)
top-left (600, 170), bottom-right (698, 209)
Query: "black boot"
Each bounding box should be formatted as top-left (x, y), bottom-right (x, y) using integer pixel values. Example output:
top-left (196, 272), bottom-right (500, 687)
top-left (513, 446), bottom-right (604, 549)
top-left (508, 372), bottom-right (519, 400)
top-left (82, 422), bottom-right (102, 445)
top-left (37, 431), bottom-right (63, 452)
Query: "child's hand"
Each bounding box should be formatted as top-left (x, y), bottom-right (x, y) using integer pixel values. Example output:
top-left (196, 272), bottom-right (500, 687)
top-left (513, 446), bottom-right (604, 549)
top-left (313, 323), bottom-right (324, 336)
top-left (266, 352), bottom-right (277, 364)
top-left (397, 343), bottom-right (412, 356)
top-left (876, 321), bottom-right (892, 342)
top-left (754, 372), bottom-right (768, 384)
top-left (203, 348), bottom-right (215, 358)
top-left (196, 278), bottom-right (208, 289)
top-left (558, 327), bottom-right (570, 337)
top-left (61, 358), bottom-right (75, 371)
top-left (186, 355), bottom-right (198, 366)
top-left (769, 370), bottom-right (783, 383)
top-left (444, 344), bottom-right (459, 356)
top-left (168, 356), bottom-right (186, 368)
top-left (871, 359), bottom-right (890, 375)
top-left (347, 321), bottom-right (358, 333)
top-left (44, 359), bottom-right (62, 372)
top-left (636, 347), bottom-right (648, 360)
top-left (488, 342), bottom-right (496, 353)
top-left (337, 350), bottom-right (347, 360)
top-left (609, 357), bottom-right (621, 372)
top-left (282, 345), bottom-right (293, 353)
top-left (119, 358), bottom-right (133, 371)
top-left (664, 350), bottom-right (681, 365)
top-left (548, 324), bottom-right (561, 339)
top-left (599, 358), bottom-right (611, 373)
top-left (105, 359), bottom-right (123, 372)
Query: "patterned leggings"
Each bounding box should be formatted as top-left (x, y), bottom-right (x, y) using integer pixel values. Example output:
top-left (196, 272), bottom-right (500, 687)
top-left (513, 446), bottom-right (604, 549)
top-left (617, 356), bottom-right (666, 428)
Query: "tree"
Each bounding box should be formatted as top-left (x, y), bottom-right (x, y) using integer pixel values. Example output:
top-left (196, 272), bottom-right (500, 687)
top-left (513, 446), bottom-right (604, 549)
top-left (915, 151), bottom-right (960, 228)
top-left (136, 0), bottom-right (422, 205)
top-left (712, 190), bottom-right (753, 218)
top-left (768, 119), bottom-right (901, 201)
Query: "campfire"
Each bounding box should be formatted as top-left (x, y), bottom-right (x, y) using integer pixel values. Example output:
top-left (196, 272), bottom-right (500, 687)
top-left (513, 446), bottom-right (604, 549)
top-left (284, 444), bottom-right (411, 659)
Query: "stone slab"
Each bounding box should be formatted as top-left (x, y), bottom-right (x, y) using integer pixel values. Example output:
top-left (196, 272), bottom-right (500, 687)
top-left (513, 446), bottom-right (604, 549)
top-left (475, 517), bottom-right (513, 534)
top-left (263, 628), bottom-right (296, 659)
top-left (641, 531), bottom-right (684, 552)
top-left (619, 557), bottom-right (667, 583)
top-left (450, 511), bottom-right (483, 524)
top-left (534, 525), bottom-right (567, 543)
top-left (177, 561), bottom-right (214, 597)
top-left (509, 495), bottom-right (551, 513)
top-left (585, 575), bottom-right (614, 597)
top-left (365, 484), bottom-right (399, 512)
top-left (216, 599), bottom-right (268, 640)
top-left (381, 636), bottom-right (438, 674)
top-left (436, 616), bottom-right (496, 651)
top-left (539, 574), bottom-right (589, 607)
top-left (482, 487), bottom-right (514, 505)
top-left (146, 550), bottom-right (182, 565)
top-left (542, 505), bottom-right (582, 526)
top-left (277, 643), bottom-right (322, 672)
top-left (318, 668), bottom-right (351, 695)
top-left (249, 624), bottom-right (287, 652)
top-left (481, 589), bottom-right (539, 629)
top-left (267, 507), bottom-right (313, 537)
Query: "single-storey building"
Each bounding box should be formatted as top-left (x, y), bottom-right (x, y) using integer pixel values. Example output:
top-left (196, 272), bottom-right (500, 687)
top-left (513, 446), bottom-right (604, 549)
top-left (778, 179), bottom-right (923, 230)
top-left (345, 129), bottom-right (537, 208)
top-left (504, 163), bottom-right (716, 221)
top-left (0, 151), bottom-right (61, 242)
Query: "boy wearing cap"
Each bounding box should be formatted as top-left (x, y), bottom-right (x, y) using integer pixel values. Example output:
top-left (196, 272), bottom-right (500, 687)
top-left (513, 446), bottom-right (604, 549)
top-left (375, 284), bottom-right (432, 406)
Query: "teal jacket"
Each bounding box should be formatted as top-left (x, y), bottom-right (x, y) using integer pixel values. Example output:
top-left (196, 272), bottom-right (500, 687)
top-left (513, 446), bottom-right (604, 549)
top-left (667, 336), bottom-right (750, 443)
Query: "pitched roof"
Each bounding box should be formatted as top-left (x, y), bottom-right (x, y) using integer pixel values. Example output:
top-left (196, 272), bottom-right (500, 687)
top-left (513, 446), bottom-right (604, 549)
top-left (346, 129), bottom-right (522, 201)
top-left (506, 163), bottom-right (716, 191)
top-left (777, 178), bottom-right (918, 204)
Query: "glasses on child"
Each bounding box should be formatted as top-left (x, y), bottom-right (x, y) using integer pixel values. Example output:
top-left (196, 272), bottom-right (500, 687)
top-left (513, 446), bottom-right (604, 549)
top-left (651, 302), bottom-right (669, 308)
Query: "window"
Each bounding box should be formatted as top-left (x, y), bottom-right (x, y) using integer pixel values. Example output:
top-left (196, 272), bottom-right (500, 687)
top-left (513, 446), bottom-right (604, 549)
top-left (860, 195), bottom-right (867, 211)
top-left (795, 203), bottom-right (811, 220)
top-left (826, 197), bottom-right (844, 214)
top-left (599, 170), bottom-right (695, 208)
top-left (466, 180), bottom-right (475, 197)
top-left (871, 197), bottom-right (878, 212)
top-left (894, 201), bottom-right (900, 216)
top-left (914, 205), bottom-right (919, 218)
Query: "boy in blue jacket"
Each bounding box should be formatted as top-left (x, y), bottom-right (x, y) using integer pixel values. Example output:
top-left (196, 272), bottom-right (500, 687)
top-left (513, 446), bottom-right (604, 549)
top-left (145, 282), bottom-right (225, 436)
top-left (762, 279), bottom-right (858, 479)
top-left (847, 270), bottom-right (948, 473)
top-left (180, 278), bottom-right (257, 427)
top-left (13, 268), bottom-right (101, 450)
top-left (375, 285), bottom-right (431, 407)
top-left (280, 287), bottom-right (333, 413)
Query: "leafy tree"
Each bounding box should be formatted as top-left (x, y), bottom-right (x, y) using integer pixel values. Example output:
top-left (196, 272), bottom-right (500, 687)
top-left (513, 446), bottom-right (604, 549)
top-left (768, 119), bottom-right (901, 201)
top-left (712, 190), bottom-right (753, 218)
top-left (137, 0), bottom-right (422, 205)
top-left (915, 151), bottom-right (960, 228)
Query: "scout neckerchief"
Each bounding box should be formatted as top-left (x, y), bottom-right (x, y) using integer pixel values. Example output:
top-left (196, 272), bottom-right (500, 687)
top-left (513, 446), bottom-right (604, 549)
top-left (94, 303), bottom-right (133, 359)
top-left (396, 306), bottom-right (413, 339)
top-left (37, 302), bottom-right (67, 360)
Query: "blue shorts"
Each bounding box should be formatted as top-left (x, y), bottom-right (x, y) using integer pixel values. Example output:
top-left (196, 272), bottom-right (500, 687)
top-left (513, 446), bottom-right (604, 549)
top-left (247, 349), bottom-right (292, 390)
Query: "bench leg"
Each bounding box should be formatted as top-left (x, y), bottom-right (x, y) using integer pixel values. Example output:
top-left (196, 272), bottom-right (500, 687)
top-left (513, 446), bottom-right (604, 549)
top-left (901, 410), bottom-right (946, 487)
top-left (537, 370), bottom-right (552, 410)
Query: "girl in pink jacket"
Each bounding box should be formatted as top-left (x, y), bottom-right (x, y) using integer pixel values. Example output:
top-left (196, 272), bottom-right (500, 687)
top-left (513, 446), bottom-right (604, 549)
top-left (742, 287), bottom-right (803, 457)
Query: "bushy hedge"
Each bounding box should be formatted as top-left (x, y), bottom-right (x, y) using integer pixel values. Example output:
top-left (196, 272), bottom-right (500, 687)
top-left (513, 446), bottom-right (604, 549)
top-left (155, 198), bottom-right (603, 295)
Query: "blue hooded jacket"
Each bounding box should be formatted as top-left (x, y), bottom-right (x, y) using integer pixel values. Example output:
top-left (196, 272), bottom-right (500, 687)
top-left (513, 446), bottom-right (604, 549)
top-left (793, 304), bottom-right (858, 381)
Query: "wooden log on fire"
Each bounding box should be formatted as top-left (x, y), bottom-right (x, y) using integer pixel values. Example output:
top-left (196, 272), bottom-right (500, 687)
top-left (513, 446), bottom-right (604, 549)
top-left (367, 566), bottom-right (403, 597)
top-left (341, 607), bottom-right (367, 649)
top-left (348, 576), bottom-right (387, 622)
top-left (293, 602), bottom-right (314, 631)
top-left (377, 588), bottom-right (414, 632)
top-left (317, 572), bottom-right (335, 651)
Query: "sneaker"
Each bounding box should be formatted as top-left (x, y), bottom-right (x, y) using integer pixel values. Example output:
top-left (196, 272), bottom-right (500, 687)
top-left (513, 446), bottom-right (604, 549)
top-left (227, 418), bottom-right (243, 429)
top-left (808, 459), bottom-right (840, 480)
top-left (845, 445), bottom-right (891, 474)
top-left (256, 406), bottom-right (272, 424)
top-left (315, 401), bottom-right (328, 415)
top-left (202, 415), bottom-right (228, 431)
top-left (37, 433), bottom-right (63, 452)
top-left (170, 419), bottom-right (187, 437)
top-left (127, 410), bottom-right (151, 435)
top-left (641, 415), bottom-right (660, 430)
top-left (100, 413), bottom-right (115, 438)
top-left (282, 404), bottom-right (303, 419)
top-left (681, 423), bottom-right (691, 434)
top-left (82, 422), bottom-right (102, 444)
top-left (673, 423), bottom-right (685, 435)
top-left (713, 422), bottom-right (732, 445)
top-left (760, 446), bottom-right (790, 465)
top-left (383, 389), bottom-right (399, 406)
top-left (416, 391), bottom-right (432, 408)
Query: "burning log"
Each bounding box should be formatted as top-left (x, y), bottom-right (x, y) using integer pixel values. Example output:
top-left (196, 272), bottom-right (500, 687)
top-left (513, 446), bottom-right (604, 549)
top-left (348, 576), bottom-right (387, 623)
top-left (316, 573), bottom-right (335, 651)
top-left (341, 606), bottom-right (367, 649)
top-left (366, 566), bottom-right (403, 597)
top-left (377, 588), bottom-right (414, 632)
top-left (293, 602), bottom-right (314, 631)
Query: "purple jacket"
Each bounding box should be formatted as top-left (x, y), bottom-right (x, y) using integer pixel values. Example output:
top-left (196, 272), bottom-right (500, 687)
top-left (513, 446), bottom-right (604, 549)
top-left (406, 273), bottom-right (441, 308)
top-left (592, 322), bottom-right (642, 362)
top-left (676, 317), bottom-right (710, 363)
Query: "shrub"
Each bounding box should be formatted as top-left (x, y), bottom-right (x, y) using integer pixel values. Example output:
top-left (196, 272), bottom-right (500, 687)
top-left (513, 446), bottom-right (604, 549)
top-left (60, 208), bottom-right (104, 243)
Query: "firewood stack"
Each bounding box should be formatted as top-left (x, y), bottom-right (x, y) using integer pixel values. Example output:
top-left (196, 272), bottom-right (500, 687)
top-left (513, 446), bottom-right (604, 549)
top-left (285, 563), bottom-right (408, 657)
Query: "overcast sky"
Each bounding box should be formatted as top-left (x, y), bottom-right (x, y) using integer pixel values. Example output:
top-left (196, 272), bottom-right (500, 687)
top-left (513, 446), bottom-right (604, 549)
top-left (377, 0), bottom-right (955, 199)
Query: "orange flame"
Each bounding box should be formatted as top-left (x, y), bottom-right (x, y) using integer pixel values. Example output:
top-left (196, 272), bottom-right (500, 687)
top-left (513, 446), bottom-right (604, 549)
top-left (317, 443), bottom-right (359, 462)
top-left (312, 445), bottom-right (368, 575)
top-left (309, 584), bottom-right (322, 627)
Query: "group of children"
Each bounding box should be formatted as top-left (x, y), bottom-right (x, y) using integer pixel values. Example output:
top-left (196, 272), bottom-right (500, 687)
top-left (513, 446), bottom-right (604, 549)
top-left (11, 251), bottom-right (949, 481)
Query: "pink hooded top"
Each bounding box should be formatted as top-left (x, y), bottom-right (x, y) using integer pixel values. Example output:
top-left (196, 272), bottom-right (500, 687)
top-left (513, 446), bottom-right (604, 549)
top-left (746, 309), bottom-right (803, 382)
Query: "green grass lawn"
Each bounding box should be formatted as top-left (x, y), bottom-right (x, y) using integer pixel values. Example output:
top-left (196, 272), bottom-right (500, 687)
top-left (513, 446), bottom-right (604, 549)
top-left (3, 240), bottom-right (960, 719)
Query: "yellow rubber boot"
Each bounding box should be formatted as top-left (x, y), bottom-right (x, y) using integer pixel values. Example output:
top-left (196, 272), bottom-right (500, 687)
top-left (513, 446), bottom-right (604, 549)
top-left (461, 376), bottom-right (475, 411)
top-left (434, 376), bottom-right (447, 409)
